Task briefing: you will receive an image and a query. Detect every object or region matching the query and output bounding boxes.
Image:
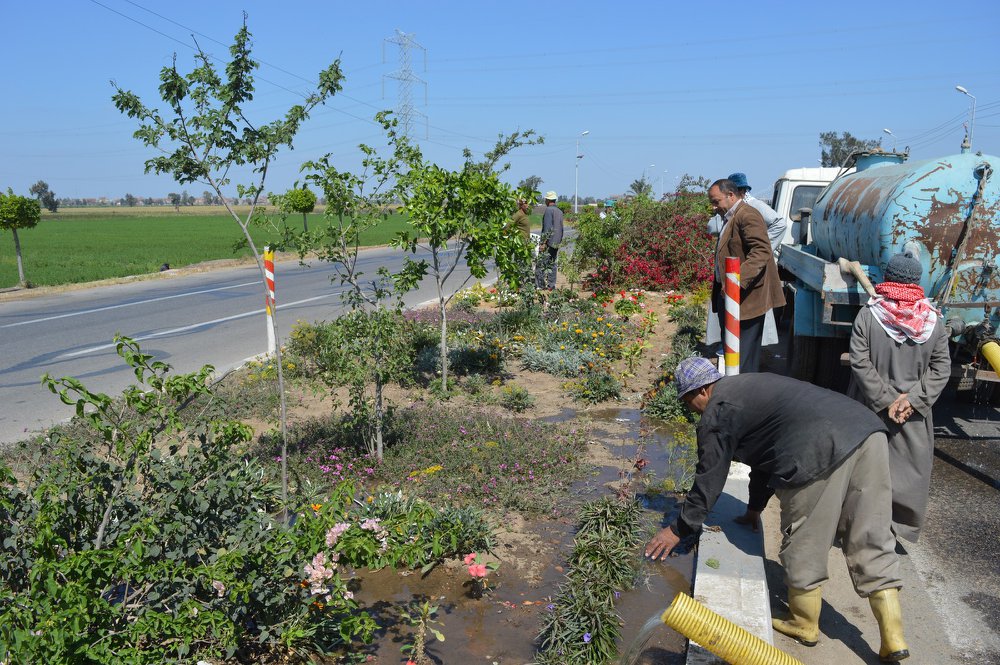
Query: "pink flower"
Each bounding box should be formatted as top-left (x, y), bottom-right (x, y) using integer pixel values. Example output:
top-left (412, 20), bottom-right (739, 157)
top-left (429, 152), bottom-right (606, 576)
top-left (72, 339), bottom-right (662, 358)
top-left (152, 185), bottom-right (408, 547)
top-left (211, 580), bottom-right (225, 597)
top-left (468, 564), bottom-right (488, 578)
top-left (463, 553), bottom-right (478, 565)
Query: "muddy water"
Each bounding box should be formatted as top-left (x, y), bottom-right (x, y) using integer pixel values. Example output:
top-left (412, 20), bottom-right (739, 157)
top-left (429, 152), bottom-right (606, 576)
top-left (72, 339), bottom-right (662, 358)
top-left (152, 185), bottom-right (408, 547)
top-left (341, 407), bottom-right (692, 664)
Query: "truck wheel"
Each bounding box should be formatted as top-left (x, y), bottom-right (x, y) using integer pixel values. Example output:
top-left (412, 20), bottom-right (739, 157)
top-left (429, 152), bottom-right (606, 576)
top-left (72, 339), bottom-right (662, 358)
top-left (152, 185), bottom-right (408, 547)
top-left (816, 337), bottom-right (851, 393)
top-left (789, 320), bottom-right (818, 383)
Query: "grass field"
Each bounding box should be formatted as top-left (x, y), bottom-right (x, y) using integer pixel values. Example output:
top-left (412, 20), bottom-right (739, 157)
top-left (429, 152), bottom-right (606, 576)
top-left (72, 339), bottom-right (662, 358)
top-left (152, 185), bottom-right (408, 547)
top-left (0, 208), bottom-right (413, 288)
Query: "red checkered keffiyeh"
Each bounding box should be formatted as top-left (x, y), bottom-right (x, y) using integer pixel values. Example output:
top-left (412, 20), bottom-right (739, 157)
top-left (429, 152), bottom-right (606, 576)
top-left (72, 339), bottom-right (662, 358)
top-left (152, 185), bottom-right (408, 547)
top-left (868, 282), bottom-right (940, 343)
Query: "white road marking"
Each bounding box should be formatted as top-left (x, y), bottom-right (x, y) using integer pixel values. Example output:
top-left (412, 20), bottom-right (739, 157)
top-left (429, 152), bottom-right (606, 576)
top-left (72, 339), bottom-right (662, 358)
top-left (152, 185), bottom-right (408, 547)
top-left (57, 293), bottom-right (337, 359)
top-left (1, 280), bottom-right (262, 329)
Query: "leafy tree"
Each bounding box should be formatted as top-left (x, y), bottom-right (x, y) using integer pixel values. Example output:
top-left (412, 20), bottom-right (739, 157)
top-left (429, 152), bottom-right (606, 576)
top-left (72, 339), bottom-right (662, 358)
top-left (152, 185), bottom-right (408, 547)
top-left (123, 193), bottom-right (137, 207)
top-left (272, 183), bottom-right (317, 232)
top-left (290, 112), bottom-right (418, 460)
top-left (167, 192), bottom-right (181, 210)
top-left (112, 15), bottom-right (344, 504)
top-left (181, 190), bottom-right (195, 206)
top-left (517, 174), bottom-right (543, 194)
top-left (629, 176), bottom-right (653, 198)
top-left (393, 130), bottom-right (539, 392)
top-left (143, 197), bottom-right (154, 206)
top-left (0, 188), bottom-right (41, 286)
top-left (819, 131), bottom-right (880, 167)
top-left (202, 189), bottom-right (216, 205)
top-left (28, 180), bottom-right (58, 213)
top-left (677, 173), bottom-right (711, 193)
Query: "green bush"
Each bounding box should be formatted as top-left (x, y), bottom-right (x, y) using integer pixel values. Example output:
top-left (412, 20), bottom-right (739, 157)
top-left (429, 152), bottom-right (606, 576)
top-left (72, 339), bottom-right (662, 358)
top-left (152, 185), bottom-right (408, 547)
top-left (500, 383), bottom-right (535, 412)
top-left (521, 347), bottom-right (598, 378)
top-left (567, 370), bottom-right (621, 404)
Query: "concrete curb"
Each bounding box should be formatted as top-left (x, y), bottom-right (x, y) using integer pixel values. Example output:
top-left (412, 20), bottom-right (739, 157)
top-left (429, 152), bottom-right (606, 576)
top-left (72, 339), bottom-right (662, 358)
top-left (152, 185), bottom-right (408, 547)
top-left (687, 462), bottom-right (773, 663)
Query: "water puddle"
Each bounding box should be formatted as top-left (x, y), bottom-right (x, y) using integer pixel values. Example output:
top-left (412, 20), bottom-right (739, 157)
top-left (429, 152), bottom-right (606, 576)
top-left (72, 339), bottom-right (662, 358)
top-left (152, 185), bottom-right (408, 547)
top-left (337, 406), bottom-right (693, 663)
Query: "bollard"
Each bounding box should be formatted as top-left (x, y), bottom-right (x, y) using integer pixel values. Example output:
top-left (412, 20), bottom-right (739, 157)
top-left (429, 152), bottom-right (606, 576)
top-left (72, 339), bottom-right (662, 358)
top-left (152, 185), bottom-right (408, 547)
top-left (724, 256), bottom-right (740, 375)
top-left (264, 247), bottom-right (276, 354)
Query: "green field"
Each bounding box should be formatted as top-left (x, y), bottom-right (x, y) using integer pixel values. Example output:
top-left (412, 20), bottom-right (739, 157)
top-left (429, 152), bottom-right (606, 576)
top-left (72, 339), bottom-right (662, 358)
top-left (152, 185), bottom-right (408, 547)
top-left (0, 209), bottom-right (413, 288)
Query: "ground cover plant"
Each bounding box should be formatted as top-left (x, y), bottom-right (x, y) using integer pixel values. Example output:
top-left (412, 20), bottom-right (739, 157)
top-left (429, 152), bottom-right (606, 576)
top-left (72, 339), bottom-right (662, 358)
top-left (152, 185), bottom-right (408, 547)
top-left (535, 496), bottom-right (646, 665)
top-left (264, 404), bottom-right (588, 517)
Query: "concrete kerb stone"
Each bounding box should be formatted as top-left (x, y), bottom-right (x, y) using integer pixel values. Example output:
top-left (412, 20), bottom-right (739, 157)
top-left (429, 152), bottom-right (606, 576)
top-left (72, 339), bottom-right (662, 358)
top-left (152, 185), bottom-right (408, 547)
top-left (686, 461), bottom-right (773, 664)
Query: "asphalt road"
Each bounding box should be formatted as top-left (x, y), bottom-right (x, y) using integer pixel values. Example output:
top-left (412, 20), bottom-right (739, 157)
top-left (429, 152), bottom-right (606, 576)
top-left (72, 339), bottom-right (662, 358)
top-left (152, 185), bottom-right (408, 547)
top-left (0, 246), bottom-right (476, 446)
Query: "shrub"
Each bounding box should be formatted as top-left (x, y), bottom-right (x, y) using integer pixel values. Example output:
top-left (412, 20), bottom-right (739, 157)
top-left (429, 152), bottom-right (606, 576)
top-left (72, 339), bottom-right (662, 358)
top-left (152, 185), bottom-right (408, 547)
top-left (0, 341), bottom-right (378, 664)
top-left (521, 347), bottom-right (598, 378)
top-left (581, 196), bottom-right (715, 293)
top-left (500, 384), bottom-right (535, 412)
top-left (567, 370), bottom-right (621, 404)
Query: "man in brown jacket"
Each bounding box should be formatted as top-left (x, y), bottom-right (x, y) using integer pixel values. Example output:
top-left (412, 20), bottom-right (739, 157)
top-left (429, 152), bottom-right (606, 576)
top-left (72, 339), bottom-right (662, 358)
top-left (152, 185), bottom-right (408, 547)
top-left (709, 178), bottom-right (785, 373)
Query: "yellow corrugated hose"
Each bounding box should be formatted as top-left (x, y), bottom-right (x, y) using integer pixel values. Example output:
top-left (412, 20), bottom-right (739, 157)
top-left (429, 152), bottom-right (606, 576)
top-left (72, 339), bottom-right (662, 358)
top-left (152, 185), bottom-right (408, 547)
top-left (981, 340), bottom-right (1000, 375)
top-left (661, 592), bottom-right (804, 665)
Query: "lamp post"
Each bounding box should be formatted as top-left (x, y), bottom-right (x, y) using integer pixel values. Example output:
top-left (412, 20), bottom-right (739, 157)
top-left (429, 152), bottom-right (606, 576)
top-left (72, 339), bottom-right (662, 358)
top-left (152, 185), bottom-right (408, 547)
top-left (648, 164), bottom-right (655, 198)
top-left (956, 85), bottom-right (976, 149)
top-left (574, 130), bottom-right (590, 213)
top-left (662, 169), bottom-right (668, 199)
top-left (883, 128), bottom-right (896, 152)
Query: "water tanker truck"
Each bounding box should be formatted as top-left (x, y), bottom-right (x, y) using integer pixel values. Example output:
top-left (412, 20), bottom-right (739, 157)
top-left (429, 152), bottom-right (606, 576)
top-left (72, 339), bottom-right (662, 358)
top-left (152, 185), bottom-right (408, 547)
top-left (777, 143), bottom-right (1000, 398)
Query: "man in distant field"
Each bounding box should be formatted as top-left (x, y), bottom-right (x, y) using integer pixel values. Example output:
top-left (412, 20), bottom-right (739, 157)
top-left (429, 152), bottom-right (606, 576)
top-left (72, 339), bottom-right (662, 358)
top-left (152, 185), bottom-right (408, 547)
top-left (645, 358), bottom-right (910, 662)
top-left (535, 191), bottom-right (564, 290)
top-left (708, 178), bottom-right (785, 373)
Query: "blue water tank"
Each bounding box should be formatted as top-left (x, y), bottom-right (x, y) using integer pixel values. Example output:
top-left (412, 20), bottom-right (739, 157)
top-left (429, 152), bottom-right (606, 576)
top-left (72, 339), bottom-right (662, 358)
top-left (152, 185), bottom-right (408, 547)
top-left (811, 152), bottom-right (1000, 326)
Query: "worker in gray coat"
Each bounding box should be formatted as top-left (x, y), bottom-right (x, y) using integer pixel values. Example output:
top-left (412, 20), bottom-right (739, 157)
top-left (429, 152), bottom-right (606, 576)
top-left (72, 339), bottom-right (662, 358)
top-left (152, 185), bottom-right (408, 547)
top-left (645, 358), bottom-right (910, 662)
top-left (848, 251), bottom-right (951, 543)
top-left (535, 190), bottom-right (564, 290)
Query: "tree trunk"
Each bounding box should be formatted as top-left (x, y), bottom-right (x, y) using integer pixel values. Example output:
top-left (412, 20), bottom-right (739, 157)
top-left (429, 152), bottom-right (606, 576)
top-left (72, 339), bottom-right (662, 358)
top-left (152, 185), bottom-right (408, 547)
top-left (302, 211), bottom-right (309, 233)
top-left (439, 297), bottom-right (449, 392)
top-left (12, 228), bottom-right (25, 286)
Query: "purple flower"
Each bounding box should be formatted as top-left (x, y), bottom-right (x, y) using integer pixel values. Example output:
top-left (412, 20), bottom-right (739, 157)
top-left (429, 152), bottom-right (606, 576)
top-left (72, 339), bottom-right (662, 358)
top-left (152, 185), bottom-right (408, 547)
top-left (583, 633), bottom-right (592, 643)
top-left (546, 603), bottom-right (555, 610)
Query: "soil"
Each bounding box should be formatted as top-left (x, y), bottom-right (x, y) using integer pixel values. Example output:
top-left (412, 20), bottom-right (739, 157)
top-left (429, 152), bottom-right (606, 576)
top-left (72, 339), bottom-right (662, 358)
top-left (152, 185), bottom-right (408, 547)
top-left (263, 279), bottom-right (696, 664)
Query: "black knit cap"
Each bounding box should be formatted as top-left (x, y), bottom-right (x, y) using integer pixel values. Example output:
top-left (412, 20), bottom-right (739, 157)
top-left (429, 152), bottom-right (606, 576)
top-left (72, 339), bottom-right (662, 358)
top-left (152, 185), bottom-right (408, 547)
top-left (884, 252), bottom-right (922, 284)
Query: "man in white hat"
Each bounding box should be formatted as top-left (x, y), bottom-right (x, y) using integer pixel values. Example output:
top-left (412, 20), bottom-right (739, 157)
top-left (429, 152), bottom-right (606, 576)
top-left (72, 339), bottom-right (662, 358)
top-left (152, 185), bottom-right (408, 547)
top-left (645, 357), bottom-right (909, 662)
top-left (536, 191), bottom-right (564, 290)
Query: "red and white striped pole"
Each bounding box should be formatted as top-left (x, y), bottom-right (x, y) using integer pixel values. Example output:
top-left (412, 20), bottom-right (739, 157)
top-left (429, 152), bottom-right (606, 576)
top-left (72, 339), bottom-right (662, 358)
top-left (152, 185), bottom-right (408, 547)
top-left (264, 247), bottom-right (276, 354)
top-left (724, 256), bottom-right (740, 375)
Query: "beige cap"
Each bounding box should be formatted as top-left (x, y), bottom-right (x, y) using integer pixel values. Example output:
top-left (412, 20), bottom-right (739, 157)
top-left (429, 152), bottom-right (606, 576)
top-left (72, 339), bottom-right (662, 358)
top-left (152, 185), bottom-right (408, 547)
top-left (544, 190), bottom-right (558, 201)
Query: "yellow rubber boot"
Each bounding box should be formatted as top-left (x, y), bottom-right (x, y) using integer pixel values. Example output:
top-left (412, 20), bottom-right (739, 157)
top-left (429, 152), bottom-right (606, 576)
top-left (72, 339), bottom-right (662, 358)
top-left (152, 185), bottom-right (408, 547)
top-left (869, 588), bottom-right (910, 662)
top-left (772, 586), bottom-right (822, 646)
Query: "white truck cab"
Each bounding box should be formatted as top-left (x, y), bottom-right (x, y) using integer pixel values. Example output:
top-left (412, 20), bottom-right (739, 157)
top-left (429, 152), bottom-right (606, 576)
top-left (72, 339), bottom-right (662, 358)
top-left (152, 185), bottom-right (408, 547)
top-left (771, 166), bottom-right (850, 246)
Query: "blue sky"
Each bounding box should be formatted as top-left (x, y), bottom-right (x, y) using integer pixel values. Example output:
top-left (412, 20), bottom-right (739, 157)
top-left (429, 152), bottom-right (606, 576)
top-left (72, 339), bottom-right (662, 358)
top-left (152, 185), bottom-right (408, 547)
top-left (2, 0), bottom-right (999, 202)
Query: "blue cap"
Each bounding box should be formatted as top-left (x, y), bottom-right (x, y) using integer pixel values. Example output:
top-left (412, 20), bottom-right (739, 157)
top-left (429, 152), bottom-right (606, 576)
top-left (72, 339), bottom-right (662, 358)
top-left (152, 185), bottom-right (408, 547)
top-left (674, 357), bottom-right (723, 398)
top-left (605, 199), bottom-right (615, 207)
top-left (728, 172), bottom-right (751, 191)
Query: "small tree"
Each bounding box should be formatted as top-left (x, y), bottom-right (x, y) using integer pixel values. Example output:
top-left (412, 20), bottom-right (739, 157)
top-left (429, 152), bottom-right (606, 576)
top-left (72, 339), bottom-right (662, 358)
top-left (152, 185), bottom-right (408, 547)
top-left (393, 130), bottom-right (539, 393)
top-left (123, 193), bottom-right (137, 207)
top-left (112, 15), bottom-right (344, 504)
top-left (291, 112), bottom-right (418, 460)
top-left (0, 189), bottom-right (41, 286)
top-left (167, 192), bottom-right (181, 210)
top-left (273, 183), bottom-right (317, 232)
top-left (820, 131), bottom-right (880, 167)
top-left (29, 180), bottom-right (58, 213)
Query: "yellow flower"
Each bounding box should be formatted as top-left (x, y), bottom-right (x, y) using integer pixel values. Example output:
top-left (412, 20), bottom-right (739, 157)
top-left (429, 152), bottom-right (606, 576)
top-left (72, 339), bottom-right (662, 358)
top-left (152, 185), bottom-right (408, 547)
top-left (599, 331), bottom-right (605, 336)
top-left (575, 329), bottom-right (583, 334)
top-left (597, 316), bottom-right (604, 322)
top-left (310, 503), bottom-right (323, 512)
top-left (366, 495), bottom-right (374, 503)
top-left (560, 345), bottom-right (566, 350)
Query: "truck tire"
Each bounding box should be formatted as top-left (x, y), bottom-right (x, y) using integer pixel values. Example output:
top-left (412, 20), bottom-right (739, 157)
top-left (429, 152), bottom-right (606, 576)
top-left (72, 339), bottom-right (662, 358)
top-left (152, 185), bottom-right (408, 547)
top-left (816, 337), bottom-right (851, 393)
top-left (788, 319), bottom-right (818, 383)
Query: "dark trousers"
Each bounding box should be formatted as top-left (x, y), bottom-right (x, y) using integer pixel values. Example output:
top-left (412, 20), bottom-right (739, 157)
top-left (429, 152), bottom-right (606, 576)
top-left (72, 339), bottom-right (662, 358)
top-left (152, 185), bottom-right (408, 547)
top-left (535, 246), bottom-right (558, 289)
top-left (714, 290), bottom-right (766, 373)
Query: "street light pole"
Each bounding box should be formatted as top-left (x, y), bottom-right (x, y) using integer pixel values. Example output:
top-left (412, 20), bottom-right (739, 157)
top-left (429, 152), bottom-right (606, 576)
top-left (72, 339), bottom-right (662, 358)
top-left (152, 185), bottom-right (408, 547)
top-left (956, 85), bottom-right (977, 149)
top-left (574, 130), bottom-right (590, 213)
top-left (883, 128), bottom-right (896, 152)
